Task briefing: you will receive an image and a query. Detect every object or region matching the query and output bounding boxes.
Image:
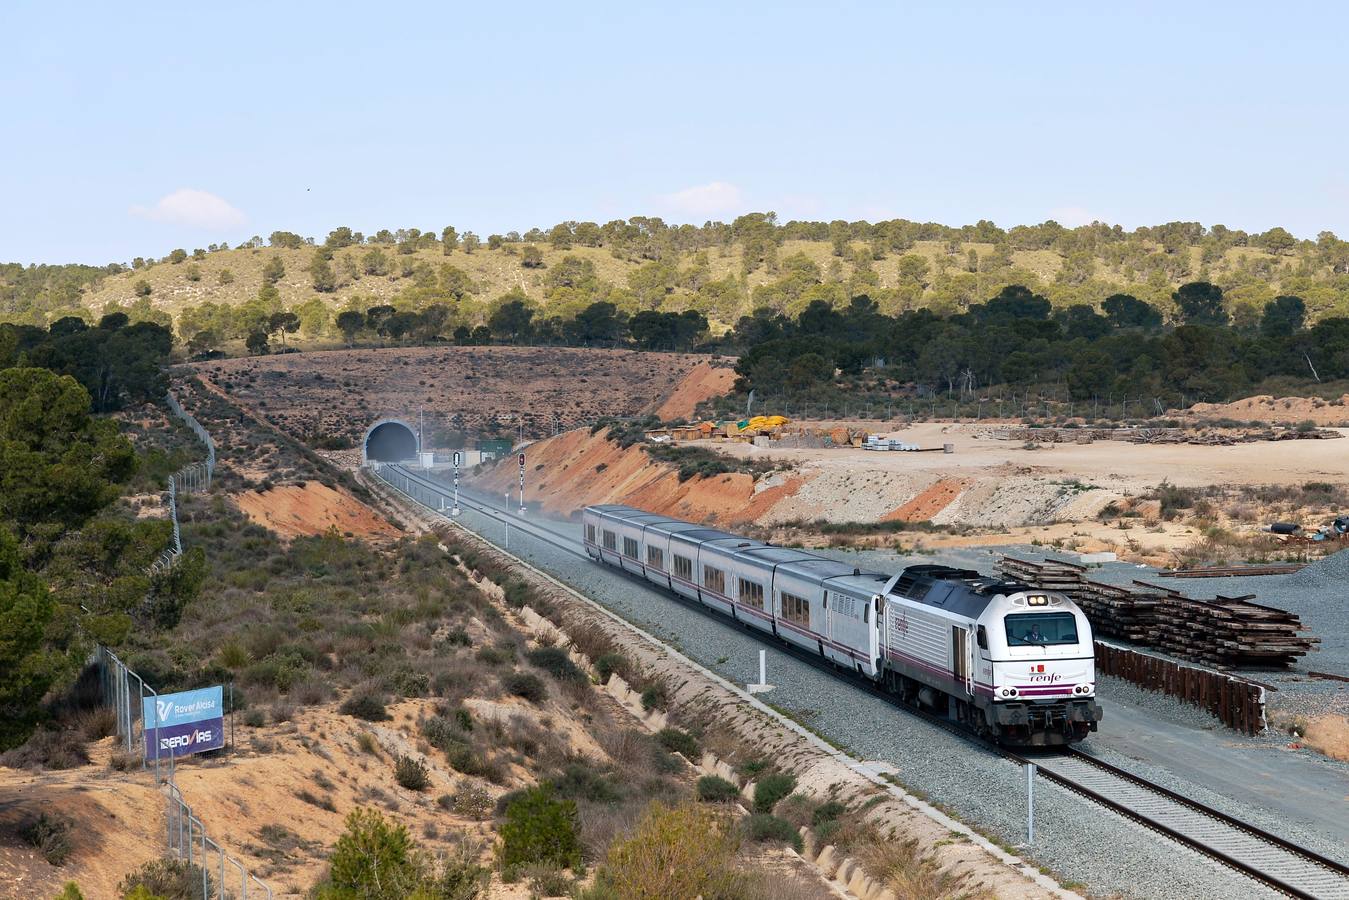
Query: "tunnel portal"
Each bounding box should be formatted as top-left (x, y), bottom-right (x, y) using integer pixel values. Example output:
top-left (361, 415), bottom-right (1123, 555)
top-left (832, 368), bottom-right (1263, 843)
top-left (363, 419), bottom-right (419, 464)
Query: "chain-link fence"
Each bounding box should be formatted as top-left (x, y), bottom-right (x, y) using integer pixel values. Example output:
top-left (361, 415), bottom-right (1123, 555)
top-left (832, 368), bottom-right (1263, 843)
top-left (95, 646), bottom-right (271, 899)
top-left (149, 392), bottom-right (217, 575)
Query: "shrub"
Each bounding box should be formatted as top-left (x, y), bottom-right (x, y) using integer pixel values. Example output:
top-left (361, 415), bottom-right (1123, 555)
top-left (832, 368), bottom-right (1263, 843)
top-left (526, 646), bottom-right (585, 682)
top-left (549, 762), bottom-right (623, 804)
top-left (55, 883), bottom-right (84, 900)
top-left (743, 813), bottom-right (802, 851)
top-left (117, 857), bottom-right (210, 900)
top-left (453, 786), bottom-right (493, 820)
top-left (592, 652), bottom-right (629, 683)
top-left (356, 732), bottom-right (379, 755)
top-left (318, 808), bottom-right (420, 899)
top-left (812, 800), bottom-right (846, 827)
top-left (0, 728), bottom-right (90, 771)
top-left (696, 775), bottom-right (739, 803)
top-left (752, 773), bottom-right (797, 814)
top-left (736, 758), bottom-right (767, 779)
top-left (504, 672), bottom-right (547, 704)
top-left (524, 863), bottom-right (573, 897)
top-left (296, 789), bottom-right (336, 812)
top-left (21, 814), bottom-right (73, 866)
top-left (602, 802), bottom-right (744, 898)
top-left (656, 727), bottom-right (699, 759)
top-left (339, 692), bottom-right (389, 721)
top-left (242, 708), bottom-right (266, 728)
top-left (394, 755), bottom-right (430, 791)
top-left (639, 684), bottom-right (667, 711)
top-left (498, 785), bottom-right (582, 872)
top-left (392, 669), bottom-right (430, 698)
top-left (442, 627), bottom-right (473, 648)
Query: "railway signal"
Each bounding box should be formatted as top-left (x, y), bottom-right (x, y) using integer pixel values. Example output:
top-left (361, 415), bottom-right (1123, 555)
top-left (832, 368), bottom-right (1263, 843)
top-left (518, 451), bottom-right (526, 514)
top-left (451, 451), bottom-right (461, 516)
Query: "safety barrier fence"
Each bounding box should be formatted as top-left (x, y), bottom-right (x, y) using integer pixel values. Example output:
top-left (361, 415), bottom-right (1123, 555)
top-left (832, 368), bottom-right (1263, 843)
top-left (149, 392), bottom-right (217, 575)
top-left (95, 646), bottom-right (270, 898)
top-left (1095, 641), bottom-right (1268, 734)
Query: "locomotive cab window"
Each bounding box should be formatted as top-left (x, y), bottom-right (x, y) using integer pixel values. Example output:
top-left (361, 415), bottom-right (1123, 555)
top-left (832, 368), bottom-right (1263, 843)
top-left (623, 537), bottom-right (639, 559)
top-left (673, 554), bottom-right (693, 581)
top-left (704, 565), bottom-right (725, 594)
top-left (647, 546), bottom-right (664, 571)
top-left (1004, 612), bottom-right (1077, 646)
top-left (585, 524), bottom-right (596, 544)
top-left (602, 530), bottom-right (617, 551)
top-left (977, 625), bottom-right (988, 650)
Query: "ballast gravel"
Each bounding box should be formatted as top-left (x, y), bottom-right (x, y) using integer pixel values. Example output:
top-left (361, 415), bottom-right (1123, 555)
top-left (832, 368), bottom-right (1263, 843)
top-left (394, 482), bottom-right (1298, 900)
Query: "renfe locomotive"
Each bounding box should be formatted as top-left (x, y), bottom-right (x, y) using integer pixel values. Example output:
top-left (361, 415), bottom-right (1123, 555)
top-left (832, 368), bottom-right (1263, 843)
top-left (583, 504), bottom-right (1103, 746)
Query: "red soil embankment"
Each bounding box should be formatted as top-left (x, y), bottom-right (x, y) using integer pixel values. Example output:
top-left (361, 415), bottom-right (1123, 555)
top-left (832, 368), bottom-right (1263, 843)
top-left (234, 481), bottom-right (400, 540)
top-left (883, 477), bottom-right (970, 521)
top-left (475, 429), bottom-right (803, 525)
top-left (652, 361), bottom-right (738, 421)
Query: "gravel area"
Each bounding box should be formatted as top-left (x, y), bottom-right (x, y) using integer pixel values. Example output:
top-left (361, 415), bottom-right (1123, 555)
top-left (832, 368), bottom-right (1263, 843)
top-left (388, 477), bottom-right (1301, 900)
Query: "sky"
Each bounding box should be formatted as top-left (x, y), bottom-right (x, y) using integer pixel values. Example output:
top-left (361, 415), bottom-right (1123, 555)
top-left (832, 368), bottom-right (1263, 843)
top-left (3, 1), bottom-right (1348, 264)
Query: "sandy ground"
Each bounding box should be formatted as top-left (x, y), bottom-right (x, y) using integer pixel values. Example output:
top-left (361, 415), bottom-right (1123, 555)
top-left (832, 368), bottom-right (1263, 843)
top-left (469, 421), bottom-right (1349, 565)
top-left (1179, 394), bottom-right (1349, 426)
top-left (651, 360), bottom-right (738, 421)
top-left (233, 481), bottom-right (401, 540)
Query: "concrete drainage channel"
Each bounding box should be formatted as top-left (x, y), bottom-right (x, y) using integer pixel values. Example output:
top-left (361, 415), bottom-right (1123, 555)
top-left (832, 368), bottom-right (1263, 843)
top-left (369, 466), bottom-right (1298, 900)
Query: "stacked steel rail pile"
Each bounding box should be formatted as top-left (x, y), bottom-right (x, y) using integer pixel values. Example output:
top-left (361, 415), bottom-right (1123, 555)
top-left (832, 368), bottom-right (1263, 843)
top-left (998, 556), bottom-right (1317, 669)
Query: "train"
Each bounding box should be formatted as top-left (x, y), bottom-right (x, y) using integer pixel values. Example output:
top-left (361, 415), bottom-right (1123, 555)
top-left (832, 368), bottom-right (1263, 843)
top-left (582, 503), bottom-right (1103, 746)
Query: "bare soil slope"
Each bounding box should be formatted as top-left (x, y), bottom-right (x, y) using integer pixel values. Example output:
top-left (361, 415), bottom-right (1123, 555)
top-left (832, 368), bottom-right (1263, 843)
top-left (651, 360), bottom-right (738, 421)
top-left (195, 346), bottom-right (722, 443)
top-left (1178, 393), bottom-right (1349, 426)
top-left (234, 481), bottom-right (401, 540)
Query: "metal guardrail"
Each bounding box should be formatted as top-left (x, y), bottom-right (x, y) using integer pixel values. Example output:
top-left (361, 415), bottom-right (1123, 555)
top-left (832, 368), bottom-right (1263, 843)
top-left (149, 392), bottom-right (217, 575)
top-left (95, 646), bottom-right (271, 899)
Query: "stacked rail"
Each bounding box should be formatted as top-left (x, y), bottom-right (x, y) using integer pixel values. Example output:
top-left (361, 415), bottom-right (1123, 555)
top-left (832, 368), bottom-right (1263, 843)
top-left (998, 556), bottom-right (1317, 668)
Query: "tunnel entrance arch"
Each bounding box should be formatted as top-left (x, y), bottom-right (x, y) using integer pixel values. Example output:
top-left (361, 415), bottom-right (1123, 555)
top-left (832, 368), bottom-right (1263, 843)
top-left (362, 418), bottom-right (420, 465)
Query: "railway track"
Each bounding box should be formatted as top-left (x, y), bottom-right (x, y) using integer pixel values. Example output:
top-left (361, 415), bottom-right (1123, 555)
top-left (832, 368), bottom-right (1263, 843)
top-left (378, 464), bottom-right (1349, 899)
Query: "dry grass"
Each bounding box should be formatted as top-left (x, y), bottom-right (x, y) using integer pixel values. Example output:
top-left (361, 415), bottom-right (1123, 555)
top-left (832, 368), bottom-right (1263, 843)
top-left (1302, 716), bottom-right (1349, 761)
top-left (858, 836), bottom-right (996, 900)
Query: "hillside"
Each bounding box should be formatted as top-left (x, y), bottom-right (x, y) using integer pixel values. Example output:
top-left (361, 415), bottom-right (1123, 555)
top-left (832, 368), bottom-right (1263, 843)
top-left (8, 217), bottom-right (1349, 338)
top-left (190, 346), bottom-right (733, 443)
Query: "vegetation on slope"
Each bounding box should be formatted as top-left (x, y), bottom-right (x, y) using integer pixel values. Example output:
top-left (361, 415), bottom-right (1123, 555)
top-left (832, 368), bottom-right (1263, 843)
top-left (7, 215), bottom-right (1349, 339)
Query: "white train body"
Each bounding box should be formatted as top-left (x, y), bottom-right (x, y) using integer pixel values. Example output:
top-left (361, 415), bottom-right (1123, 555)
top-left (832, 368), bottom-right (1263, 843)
top-left (583, 504), bottom-right (1101, 745)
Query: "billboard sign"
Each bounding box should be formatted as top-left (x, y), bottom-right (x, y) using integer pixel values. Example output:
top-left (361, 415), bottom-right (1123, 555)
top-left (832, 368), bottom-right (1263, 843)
top-left (143, 686), bottom-right (225, 758)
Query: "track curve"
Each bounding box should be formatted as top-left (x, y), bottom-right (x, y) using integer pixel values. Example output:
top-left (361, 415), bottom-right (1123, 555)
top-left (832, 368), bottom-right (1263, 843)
top-left (378, 463), bottom-right (1349, 899)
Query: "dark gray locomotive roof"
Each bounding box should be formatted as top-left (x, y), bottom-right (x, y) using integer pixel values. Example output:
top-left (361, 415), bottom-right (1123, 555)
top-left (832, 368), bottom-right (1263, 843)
top-left (585, 506), bottom-right (1030, 613)
top-left (888, 565), bottom-right (1037, 619)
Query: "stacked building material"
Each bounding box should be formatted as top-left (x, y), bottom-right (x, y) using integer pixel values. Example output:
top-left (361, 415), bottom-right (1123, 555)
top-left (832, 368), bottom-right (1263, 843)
top-left (1135, 581), bottom-right (1319, 668)
top-left (997, 557), bottom-right (1317, 669)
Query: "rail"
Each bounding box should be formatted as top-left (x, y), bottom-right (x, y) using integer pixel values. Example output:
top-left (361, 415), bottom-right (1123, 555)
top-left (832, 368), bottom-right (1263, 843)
top-left (1024, 749), bottom-right (1349, 899)
top-left (374, 464), bottom-right (1349, 899)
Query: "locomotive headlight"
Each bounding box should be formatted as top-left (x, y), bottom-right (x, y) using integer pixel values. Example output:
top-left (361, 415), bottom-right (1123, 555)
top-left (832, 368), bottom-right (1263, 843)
top-left (1027, 595), bottom-right (1048, 606)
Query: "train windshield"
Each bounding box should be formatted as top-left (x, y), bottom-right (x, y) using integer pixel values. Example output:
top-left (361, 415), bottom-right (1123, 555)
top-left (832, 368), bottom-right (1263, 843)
top-left (1004, 612), bottom-right (1077, 646)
